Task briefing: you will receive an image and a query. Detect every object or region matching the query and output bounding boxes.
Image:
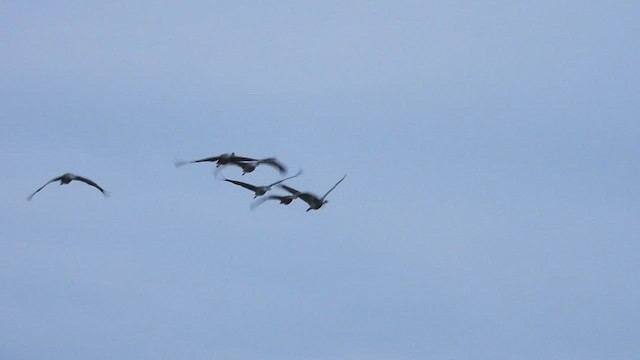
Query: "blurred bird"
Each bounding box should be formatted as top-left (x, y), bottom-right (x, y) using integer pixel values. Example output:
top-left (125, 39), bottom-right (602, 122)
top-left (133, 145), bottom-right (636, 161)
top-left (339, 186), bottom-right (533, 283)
top-left (27, 173), bottom-right (110, 201)
top-left (175, 152), bottom-right (256, 168)
top-left (250, 193), bottom-right (298, 210)
top-left (223, 170), bottom-right (302, 198)
top-left (279, 174), bottom-right (346, 211)
top-left (228, 157), bottom-right (288, 175)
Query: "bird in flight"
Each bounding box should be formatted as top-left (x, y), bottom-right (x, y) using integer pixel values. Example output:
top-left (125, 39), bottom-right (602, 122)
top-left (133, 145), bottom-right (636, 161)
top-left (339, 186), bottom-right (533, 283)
top-left (224, 157), bottom-right (287, 175)
top-left (250, 193), bottom-right (298, 210)
top-left (175, 152), bottom-right (256, 168)
top-left (215, 157), bottom-right (288, 177)
top-left (27, 173), bottom-right (110, 201)
top-left (223, 170), bottom-right (303, 198)
top-left (279, 174), bottom-right (346, 211)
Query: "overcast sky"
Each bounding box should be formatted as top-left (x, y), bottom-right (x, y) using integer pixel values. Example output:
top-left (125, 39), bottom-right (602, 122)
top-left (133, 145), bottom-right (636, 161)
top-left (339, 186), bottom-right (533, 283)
top-left (1, 1), bottom-right (639, 359)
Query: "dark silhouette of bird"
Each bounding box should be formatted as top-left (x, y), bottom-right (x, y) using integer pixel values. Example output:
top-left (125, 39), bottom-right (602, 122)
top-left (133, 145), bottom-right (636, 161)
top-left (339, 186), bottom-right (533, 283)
top-left (223, 170), bottom-right (302, 198)
top-left (175, 152), bottom-right (256, 168)
top-left (27, 173), bottom-right (110, 201)
top-left (279, 174), bottom-right (346, 211)
top-left (250, 193), bottom-right (298, 210)
top-left (229, 157), bottom-right (287, 175)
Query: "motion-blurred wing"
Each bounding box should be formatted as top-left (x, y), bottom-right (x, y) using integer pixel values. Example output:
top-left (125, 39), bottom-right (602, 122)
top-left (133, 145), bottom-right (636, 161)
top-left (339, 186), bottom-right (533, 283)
top-left (192, 156), bottom-right (222, 164)
top-left (267, 169), bottom-right (302, 187)
top-left (250, 195), bottom-right (280, 210)
top-left (279, 184), bottom-right (302, 196)
top-left (229, 155), bottom-right (257, 162)
top-left (224, 179), bottom-right (259, 192)
top-left (297, 192), bottom-right (321, 207)
top-left (260, 158), bottom-right (287, 174)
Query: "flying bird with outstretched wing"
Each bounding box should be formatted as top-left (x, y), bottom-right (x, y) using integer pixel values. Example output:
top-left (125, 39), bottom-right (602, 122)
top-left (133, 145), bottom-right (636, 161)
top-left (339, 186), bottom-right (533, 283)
top-left (223, 170), bottom-right (303, 198)
top-left (216, 157), bottom-right (288, 177)
top-left (279, 174), bottom-right (346, 211)
top-left (27, 173), bottom-right (110, 200)
top-left (175, 152), bottom-right (256, 168)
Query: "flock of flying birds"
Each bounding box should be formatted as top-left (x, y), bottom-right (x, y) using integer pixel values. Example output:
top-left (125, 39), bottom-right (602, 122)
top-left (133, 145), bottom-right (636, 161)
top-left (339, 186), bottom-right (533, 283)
top-left (27, 152), bottom-right (347, 212)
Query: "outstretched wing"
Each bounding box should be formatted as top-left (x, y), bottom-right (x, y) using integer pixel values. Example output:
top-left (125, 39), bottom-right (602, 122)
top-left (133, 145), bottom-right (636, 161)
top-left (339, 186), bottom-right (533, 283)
top-left (192, 156), bottom-right (222, 164)
top-left (320, 174), bottom-right (347, 201)
top-left (267, 169), bottom-right (303, 187)
top-left (174, 160), bottom-right (192, 167)
top-left (279, 184), bottom-right (302, 196)
top-left (279, 184), bottom-right (319, 207)
top-left (298, 193), bottom-right (322, 207)
top-left (26, 175), bottom-right (64, 201)
top-left (250, 195), bottom-right (280, 210)
top-left (175, 155), bottom-right (225, 167)
top-left (224, 179), bottom-right (259, 192)
top-left (74, 176), bottom-right (110, 197)
top-left (259, 158), bottom-right (287, 174)
top-left (229, 155), bottom-right (257, 162)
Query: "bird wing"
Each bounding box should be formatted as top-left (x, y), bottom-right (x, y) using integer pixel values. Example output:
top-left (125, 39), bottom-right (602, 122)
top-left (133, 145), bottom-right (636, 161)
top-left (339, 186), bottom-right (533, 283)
top-left (267, 169), bottom-right (303, 187)
top-left (192, 156), bottom-right (222, 164)
top-left (320, 174), bottom-right (347, 201)
top-left (175, 156), bottom-right (220, 167)
top-left (224, 179), bottom-right (259, 192)
top-left (26, 175), bottom-right (64, 201)
top-left (229, 155), bottom-right (257, 162)
top-left (249, 195), bottom-right (280, 210)
top-left (74, 176), bottom-right (110, 197)
top-left (280, 184), bottom-right (318, 206)
top-left (297, 192), bottom-right (321, 207)
top-left (259, 158), bottom-right (287, 174)
top-left (279, 184), bottom-right (302, 196)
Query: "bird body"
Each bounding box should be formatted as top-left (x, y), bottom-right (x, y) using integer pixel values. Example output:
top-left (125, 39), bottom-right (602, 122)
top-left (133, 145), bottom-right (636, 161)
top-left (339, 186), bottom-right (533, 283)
top-left (280, 174), bottom-right (346, 211)
top-left (27, 173), bottom-right (110, 200)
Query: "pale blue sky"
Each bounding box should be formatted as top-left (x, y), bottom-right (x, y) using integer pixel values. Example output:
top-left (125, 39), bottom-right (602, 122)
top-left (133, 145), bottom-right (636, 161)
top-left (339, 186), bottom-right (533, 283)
top-left (1, 1), bottom-right (639, 359)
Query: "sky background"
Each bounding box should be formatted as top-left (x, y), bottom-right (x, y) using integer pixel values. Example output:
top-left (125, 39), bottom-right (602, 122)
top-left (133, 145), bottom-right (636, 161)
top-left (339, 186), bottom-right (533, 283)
top-left (1, 1), bottom-right (639, 359)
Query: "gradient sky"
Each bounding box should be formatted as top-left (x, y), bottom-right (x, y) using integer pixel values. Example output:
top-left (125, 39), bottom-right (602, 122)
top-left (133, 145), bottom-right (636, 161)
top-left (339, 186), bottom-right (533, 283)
top-left (2, 1), bottom-right (639, 359)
